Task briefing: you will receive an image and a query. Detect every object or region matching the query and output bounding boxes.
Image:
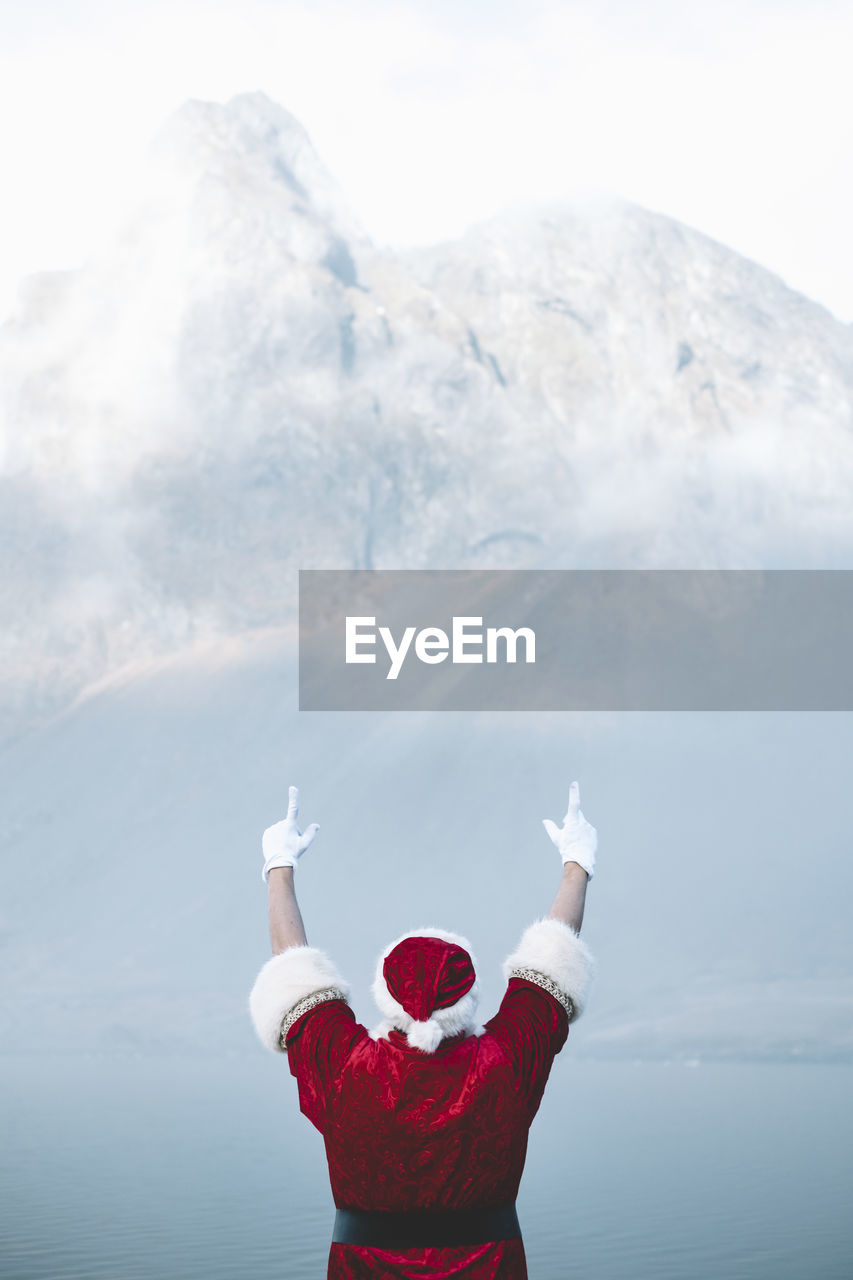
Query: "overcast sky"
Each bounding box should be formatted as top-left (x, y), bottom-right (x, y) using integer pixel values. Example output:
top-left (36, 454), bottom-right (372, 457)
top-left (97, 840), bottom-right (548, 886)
top-left (1, 0), bottom-right (852, 321)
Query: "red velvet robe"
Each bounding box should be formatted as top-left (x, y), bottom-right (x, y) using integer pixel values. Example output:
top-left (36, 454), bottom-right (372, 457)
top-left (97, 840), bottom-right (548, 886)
top-left (286, 976), bottom-right (569, 1279)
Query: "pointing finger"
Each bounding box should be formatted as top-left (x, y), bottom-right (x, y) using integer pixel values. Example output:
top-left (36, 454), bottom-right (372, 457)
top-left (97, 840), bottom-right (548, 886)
top-left (287, 785), bottom-right (299, 819)
top-left (564, 780), bottom-right (580, 820)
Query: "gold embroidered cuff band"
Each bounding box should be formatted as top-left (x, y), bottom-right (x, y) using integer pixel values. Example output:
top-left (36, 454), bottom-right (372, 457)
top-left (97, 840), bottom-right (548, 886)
top-left (508, 967), bottom-right (577, 1021)
top-left (279, 986), bottom-right (349, 1049)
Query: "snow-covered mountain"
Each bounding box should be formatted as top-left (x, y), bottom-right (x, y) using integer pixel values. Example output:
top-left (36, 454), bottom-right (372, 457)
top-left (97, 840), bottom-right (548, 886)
top-left (3, 91), bottom-right (853, 738)
top-left (2, 92), bottom-right (853, 1063)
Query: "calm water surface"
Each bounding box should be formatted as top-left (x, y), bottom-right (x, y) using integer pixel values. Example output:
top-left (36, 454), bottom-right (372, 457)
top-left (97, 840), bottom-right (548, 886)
top-left (1, 1053), bottom-right (851, 1279)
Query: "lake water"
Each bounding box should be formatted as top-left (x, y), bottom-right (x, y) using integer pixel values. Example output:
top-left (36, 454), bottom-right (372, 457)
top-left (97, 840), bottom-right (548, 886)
top-left (1, 1053), bottom-right (851, 1279)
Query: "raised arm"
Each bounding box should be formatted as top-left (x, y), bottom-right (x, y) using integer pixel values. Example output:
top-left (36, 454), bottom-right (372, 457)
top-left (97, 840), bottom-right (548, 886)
top-left (261, 786), bottom-right (319, 954)
top-left (268, 868), bottom-right (308, 953)
top-left (494, 781), bottom-right (597, 1056)
top-left (250, 787), bottom-right (353, 1058)
top-left (546, 862), bottom-right (589, 933)
top-left (542, 780), bottom-right (596, 934)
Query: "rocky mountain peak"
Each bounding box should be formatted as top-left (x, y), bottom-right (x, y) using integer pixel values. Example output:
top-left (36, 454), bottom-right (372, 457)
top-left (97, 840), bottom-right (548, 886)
top-left (146, 90), bottom-right (367, 248)
top-left (4, 93), bottom-right (853, 741)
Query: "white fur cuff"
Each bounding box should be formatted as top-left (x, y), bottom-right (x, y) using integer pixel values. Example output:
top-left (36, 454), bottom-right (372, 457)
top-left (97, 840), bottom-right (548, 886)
top-left (249, 946), bottom-right (350, 1053)
top-left (502, 919), bottom-right (596, 1021)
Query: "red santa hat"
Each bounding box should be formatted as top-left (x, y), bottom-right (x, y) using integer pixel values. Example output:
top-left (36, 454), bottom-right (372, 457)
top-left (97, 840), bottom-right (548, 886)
top-left (371, 926), bottom-right (481, 1053)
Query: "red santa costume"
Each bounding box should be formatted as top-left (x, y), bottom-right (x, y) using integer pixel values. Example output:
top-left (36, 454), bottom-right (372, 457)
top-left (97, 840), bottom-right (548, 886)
top-left (250, 918), bottom-right (595, 1279)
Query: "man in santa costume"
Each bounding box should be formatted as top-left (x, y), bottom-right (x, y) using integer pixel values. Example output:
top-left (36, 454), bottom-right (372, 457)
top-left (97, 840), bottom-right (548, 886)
top-left (249, 781), bottom-right (597, 1279)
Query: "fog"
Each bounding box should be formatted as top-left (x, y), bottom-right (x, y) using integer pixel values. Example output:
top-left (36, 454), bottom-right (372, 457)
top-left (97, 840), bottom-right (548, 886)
top-left (1, 630), bottom-right (850, 1063)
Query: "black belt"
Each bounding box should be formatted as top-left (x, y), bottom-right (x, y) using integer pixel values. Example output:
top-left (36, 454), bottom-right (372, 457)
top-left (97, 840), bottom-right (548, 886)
top-left (332, 1203), bottom-right (521, 1249)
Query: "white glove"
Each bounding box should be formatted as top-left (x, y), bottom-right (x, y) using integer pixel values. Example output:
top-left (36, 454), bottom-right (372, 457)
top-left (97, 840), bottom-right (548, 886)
top-left (261, 786), bottom-right (320, 882)
top-left (542, 780), bottom-right (596, 879)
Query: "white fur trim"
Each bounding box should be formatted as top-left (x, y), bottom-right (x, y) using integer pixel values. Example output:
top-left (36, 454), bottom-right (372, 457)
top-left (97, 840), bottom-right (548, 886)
top-left (502, 919), bottom-right (596, 1020)
top-left (406, 1018), bottom-right (445, 1053)
top-left (249, 946), bottom-right (350, 1053)
top-left (370, 926), bottom-right (481, 1053)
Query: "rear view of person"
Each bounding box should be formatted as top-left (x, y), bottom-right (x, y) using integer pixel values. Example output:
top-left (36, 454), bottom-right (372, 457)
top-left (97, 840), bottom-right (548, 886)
top-left (249, 781), bottom-right (597, 1279)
